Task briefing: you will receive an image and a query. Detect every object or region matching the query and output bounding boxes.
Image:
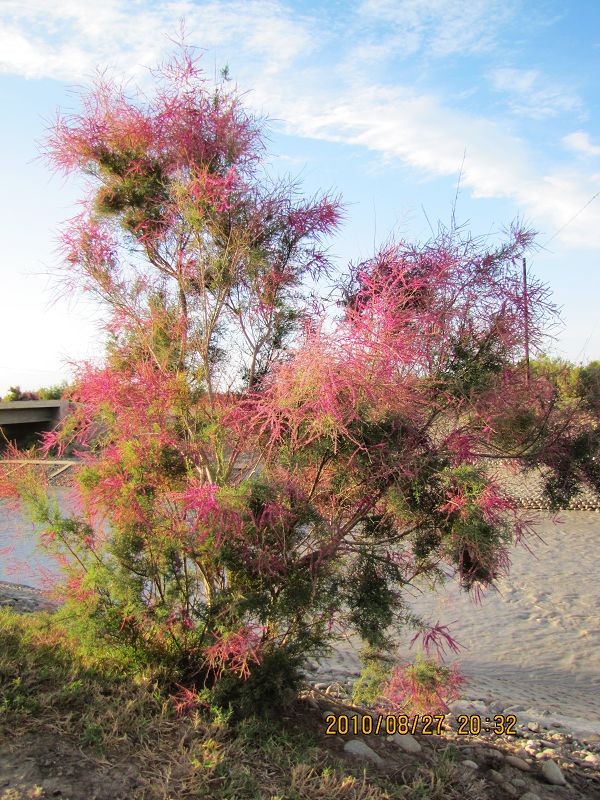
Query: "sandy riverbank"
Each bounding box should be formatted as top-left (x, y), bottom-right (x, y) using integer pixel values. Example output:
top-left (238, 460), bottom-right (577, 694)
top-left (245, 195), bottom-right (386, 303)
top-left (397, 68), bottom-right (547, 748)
top-left (313, 512), bottom-right (600, 738)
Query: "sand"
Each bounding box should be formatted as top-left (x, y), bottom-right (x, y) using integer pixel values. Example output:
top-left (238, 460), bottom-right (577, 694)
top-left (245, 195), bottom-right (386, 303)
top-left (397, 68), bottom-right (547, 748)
top-left (318, 511), bottom-right (600, 738)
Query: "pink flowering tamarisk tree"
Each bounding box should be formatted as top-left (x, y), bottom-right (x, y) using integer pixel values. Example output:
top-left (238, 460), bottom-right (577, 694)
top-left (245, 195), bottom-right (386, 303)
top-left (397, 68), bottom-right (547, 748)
top-left (3, 44), bottom-right (598, 716)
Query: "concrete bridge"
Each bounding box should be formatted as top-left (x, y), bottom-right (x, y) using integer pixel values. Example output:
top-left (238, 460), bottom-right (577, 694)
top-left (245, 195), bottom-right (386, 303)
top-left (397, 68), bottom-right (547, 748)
top-left (0, 400), bottom-right (69, 447)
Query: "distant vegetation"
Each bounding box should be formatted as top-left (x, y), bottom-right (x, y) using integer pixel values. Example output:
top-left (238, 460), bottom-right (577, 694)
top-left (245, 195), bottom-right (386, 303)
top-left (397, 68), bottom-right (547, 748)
top-left (5, 359), bottom-right (600, 409)
top-left (2, 382), bottom-right (70, 402)
top-left (528, 357), bottom-right (600, 413)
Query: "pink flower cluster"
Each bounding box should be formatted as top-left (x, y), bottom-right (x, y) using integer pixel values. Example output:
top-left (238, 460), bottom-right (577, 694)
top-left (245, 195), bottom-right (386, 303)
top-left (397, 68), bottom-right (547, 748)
top-left (204, 625), bottom-right (265, 679)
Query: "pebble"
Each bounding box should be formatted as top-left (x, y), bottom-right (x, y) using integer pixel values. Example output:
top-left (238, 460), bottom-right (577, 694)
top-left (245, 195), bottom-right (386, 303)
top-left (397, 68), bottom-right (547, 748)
top-left (448, 699), bottom-right (488, 716)
top-left (534, 748), bottom-right (556, 760)
top-left (0, 583), bottom-right (60, 614)
top-left (307, 672), bottom-right (598, 793)
top-left (348, 711), bottom-right (377, 732)
top-left (488, 769), bottom-right (504, 784)
top-left (343, 739), bottom-right (384, 766)
top-left (387, 732), bottom-right (422, 754)
top-left (584, 753), bottom-right (600, 767)
top-left (505, 755), bottom-right (531, 771)
top-left (541, 759), bottom-right (567, 785)
top-left (504, 705), bottom-right (527, 715)
top-left (539, 739), bottom-right (557, 748)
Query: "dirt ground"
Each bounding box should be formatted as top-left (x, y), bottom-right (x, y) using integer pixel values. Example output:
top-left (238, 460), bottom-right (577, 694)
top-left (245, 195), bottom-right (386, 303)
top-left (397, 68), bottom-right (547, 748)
top-left (0, 734), bottom-right (141, 800)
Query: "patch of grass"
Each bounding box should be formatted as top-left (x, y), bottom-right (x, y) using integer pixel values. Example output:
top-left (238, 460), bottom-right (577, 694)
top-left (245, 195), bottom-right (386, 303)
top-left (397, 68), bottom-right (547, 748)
top-left (0, 608), bottom-right (485, 800)
top-left (0, 607), bottom-right (169, 755)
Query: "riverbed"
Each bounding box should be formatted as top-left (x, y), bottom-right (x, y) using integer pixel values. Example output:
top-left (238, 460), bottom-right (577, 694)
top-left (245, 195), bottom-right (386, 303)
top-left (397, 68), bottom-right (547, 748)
top-left (320, 512), bottom-right (600, 736)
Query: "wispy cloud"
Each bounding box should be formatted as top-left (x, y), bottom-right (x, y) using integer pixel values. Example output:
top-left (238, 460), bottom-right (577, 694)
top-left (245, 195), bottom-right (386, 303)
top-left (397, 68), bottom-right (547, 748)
top-left (357, 0), bottom-right (517, 59)
top-left (490, 67), bottom-right (582, 119)
top-left (563, 131), bottom-right (600, 157)
top-left (257, 78), bottom-right (600, 249)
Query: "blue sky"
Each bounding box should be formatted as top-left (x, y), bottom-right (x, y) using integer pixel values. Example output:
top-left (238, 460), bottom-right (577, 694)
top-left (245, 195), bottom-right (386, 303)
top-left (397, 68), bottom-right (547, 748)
top-left (1, 0), bottom-right (599, 395)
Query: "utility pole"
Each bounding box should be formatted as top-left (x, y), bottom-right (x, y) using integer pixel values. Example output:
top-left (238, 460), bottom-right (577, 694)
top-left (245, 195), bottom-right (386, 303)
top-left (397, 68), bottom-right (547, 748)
top-left (523, 257), bottom-right (530, 386)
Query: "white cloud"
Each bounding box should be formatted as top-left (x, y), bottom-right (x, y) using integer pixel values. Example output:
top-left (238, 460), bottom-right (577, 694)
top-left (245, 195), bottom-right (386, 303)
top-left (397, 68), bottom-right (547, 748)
top-left (563, 131), bottom-right (600, 157)
top-left (0, 1), bottom-right (316, 81)
top-left (490, 67), bottom-right (581, 119)
top-left (357, 0), bottom-right (517, 58)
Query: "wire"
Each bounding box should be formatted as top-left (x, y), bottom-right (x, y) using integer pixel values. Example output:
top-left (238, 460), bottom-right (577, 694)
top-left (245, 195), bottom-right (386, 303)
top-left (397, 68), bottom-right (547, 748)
top-left (542, 190), bottom-right (600, 248)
